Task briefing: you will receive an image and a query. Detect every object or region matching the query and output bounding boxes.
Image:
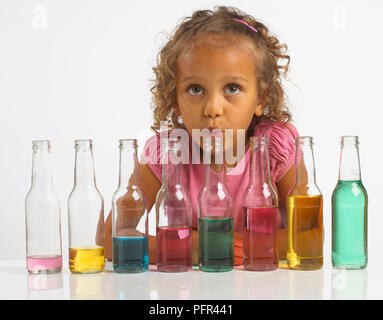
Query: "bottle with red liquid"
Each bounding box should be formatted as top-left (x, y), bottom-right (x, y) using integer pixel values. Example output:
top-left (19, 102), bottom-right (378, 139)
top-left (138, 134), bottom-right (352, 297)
top-left (155, 138), bottom-right (192, 272)
top-left (241, 137), bottom-right (279, 271)
top-left (25, 140), bottom-right (62, 274)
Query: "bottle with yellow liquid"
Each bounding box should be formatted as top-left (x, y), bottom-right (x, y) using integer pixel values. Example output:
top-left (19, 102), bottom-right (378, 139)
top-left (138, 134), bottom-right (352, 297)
top-left (287, 136), bottom-right (323, 270)
top-left (68, 140), bottom-right (105, 273)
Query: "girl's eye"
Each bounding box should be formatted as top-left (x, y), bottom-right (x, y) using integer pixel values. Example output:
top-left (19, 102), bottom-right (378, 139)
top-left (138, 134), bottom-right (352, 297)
top-left (188, 85), bottom-right (203, 96)
top-left (225, 84), bottom-right (241, 95)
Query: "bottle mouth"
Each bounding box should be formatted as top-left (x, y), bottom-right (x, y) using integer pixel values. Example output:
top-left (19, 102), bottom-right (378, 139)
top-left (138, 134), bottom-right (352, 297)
top-left (32, 140), bottom-right (51, 151)
top-left (295, 136), bottom-right (313, 146)
top-left (75, 139), bottom-right (93, 150)
top-left (164, 137), bottom-right (181, 152)
top-left (341, 135), bottom-right (359, 146)
top-left (119, 139), bottom-right (137, 149)
top-left (250, 136), bottom-right (268, 148)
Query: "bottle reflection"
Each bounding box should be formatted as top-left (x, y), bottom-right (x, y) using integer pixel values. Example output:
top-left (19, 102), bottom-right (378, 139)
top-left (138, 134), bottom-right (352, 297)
top-left (198, 271), bottom-right (235, 300)
top-left (242, 270), bottom-right (289, 299)
top-left (331, 269), bottom-right (367, 299)
top-left (113, 272), bottom-right (151, 300)
top-left (69, 273), bottom-right (111, 300)
top-left (27, 273), bottom-right (63, 299)
top-left (288, 269), bottom-right (324, 299)
top-left (149, 271), bottom-right (197, 300)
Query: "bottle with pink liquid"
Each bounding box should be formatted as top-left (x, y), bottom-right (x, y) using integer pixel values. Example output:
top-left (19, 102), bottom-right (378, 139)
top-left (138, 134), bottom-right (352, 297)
top-left (25, 140), bottom-right (62, 274)
top-left (241, 137), bottom-right (279, 271)
top-left (155, 138), bottom-right (192, 272)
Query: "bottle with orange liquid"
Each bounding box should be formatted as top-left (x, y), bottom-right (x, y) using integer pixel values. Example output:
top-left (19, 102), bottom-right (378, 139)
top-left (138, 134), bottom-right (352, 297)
top-left (68, 140), bottom-right (105, 273)
top-left (241, 137), bottom-right (279, 271)
top-left (287, 136), bottom-right (323, 270)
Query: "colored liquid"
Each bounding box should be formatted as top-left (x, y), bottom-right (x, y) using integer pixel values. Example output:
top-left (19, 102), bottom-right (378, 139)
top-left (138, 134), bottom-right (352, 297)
top-left (198, 217), bottom-right (234, 272)
top-left (157, 226), bottom-right (192, 272)
top-left (287, 195), bottom-right (323, 270)
top-left (113, 236), bottom-right (148, 273)
top-left (332, 180), bottom-right (367, 269)
top-left (27, 255), bottom-right (62, 274)
top-left (69, 247), bottom-right (105, 274)
top-left (243, 207), bottom-right (278, 271)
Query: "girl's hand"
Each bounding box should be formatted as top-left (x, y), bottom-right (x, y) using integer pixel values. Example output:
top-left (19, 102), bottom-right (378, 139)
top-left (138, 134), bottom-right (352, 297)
top-left (234, 231), bottom-right (243, 266)
top-left (192, 229), bottom-right (198, 266)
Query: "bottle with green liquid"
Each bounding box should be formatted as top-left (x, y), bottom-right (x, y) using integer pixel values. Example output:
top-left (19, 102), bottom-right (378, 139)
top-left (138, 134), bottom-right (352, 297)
top-left (332, 136), bottom-right (368, 269)
top-left (198, 131), bottom-right (234, 272)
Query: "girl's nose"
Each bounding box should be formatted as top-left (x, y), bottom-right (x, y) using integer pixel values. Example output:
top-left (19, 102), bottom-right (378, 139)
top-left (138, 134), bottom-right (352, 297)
top-left (203, 93), bottom-right (224, 119)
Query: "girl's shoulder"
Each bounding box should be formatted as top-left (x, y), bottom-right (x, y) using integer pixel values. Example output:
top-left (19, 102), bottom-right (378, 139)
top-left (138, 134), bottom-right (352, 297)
top-left (254, 119), bottom-right (299, 141)
top-left (255, 119), bottom-right (299, 183)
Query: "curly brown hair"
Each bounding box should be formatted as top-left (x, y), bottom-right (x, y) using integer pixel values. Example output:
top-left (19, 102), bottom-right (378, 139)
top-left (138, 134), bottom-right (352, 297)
top-left (150, 6), bottom-right (291, 136)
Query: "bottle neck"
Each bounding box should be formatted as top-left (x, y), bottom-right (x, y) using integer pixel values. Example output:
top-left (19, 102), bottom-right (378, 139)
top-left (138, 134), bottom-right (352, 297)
top-left (162, 149), bottom-right (181, 187)
top-left (295, 138), bottom-right (317, 187)
top-left (249, 140), bottom-right (271, 187)
top-left (204, 150), bottom-right (227, 187)
top-left (119, 145), bottom-right (140, 188)
top-left (74, 147), bottom-right (96, 188)
top-left (339, 137), bottom-right (361, 181)
top-left (31, 149), bottom-right (53, 188)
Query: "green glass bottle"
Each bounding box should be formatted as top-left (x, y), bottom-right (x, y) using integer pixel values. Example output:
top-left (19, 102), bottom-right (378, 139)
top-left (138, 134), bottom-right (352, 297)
top-left (198, 131), bottom-right (234, 272)
top-left (332, 136), bottom-right (368, 269)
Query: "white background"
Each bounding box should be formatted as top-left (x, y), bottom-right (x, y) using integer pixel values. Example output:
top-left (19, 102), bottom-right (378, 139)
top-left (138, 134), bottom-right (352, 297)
top-left (0, 0), bottom-right (382, 268)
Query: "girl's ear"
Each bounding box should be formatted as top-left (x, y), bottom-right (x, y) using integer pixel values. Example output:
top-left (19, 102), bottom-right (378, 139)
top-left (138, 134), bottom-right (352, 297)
top-left (254, 104), bottom-right (263, 117)
top-left (173, 105), bottom-right (180, 117)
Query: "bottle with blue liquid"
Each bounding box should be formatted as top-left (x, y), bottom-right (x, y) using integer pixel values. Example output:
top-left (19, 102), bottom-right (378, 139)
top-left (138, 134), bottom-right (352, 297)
top-left (332, 136), bottom-right (368, 269)
top-left (112, 139), bottom-right (149, 273)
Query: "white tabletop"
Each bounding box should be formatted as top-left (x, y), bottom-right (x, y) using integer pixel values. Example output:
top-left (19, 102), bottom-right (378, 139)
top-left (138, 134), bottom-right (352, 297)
top-left (0, 258), bottom-right (380, 300)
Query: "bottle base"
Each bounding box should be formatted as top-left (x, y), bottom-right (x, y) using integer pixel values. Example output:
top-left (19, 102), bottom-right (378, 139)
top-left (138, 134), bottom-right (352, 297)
top-left (244, 264), bottom-right (278, 272)
top-left (69, 268), bottom-right (104, 274)
top-left (28, 267), bottom-right (62, 275)
top-left (199, 265), bottom-right (233, 272)
top-left (332, 264), bottom-right (367, 270)
top-left (332, 253), bottom-right (367, 270)
top-left (287, 257), bottom-right (323, 270)
top-left (113, 265), bottom-right (148, 274)
top-left (157, 265), bottom-right (190, 273)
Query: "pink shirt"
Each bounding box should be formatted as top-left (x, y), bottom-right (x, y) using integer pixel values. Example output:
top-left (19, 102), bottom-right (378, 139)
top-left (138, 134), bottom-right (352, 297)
top-left (142, 119), bottom-right (299, 231)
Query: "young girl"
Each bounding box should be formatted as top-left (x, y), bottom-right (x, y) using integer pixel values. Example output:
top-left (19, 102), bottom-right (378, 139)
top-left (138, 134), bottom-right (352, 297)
top-left (104, 6), bottom-right (299, 265)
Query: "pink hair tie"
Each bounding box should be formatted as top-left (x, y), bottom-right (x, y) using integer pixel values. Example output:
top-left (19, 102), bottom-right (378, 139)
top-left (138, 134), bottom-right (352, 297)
top-left (233, 18), bottom-right (258, 33)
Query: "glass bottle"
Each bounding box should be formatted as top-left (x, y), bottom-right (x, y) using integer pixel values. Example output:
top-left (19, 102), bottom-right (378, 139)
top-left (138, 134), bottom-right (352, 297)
top-left (68, 139), bottom-right (105, 273)
top-left (198, 132), bottom-right (234, 272)
top-left (287, 136), bottom-right (323, 270)
top-left (332, 136), bottom-right (367, 269)
top-left (242, 137), bottom-right (279, 271)
top-left (155, 138), bottom-right (192, 272)
top-left (25, 140), bottom-right (62, 274)
top-left (112, 139), bottom-right (149, 273)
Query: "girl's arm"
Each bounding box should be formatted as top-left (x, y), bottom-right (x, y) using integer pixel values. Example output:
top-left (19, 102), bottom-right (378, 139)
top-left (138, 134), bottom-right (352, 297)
top-left (103, 162), bottom-right (161, 262)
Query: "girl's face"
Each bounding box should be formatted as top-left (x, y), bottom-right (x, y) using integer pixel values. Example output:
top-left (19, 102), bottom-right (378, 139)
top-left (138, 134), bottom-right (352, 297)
top-left (175, 35), bottom-right (263, 160)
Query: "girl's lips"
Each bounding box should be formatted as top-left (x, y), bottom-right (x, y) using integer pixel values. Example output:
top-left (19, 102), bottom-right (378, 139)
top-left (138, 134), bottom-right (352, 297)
top-left (205, 127), bottom-right (224, 138)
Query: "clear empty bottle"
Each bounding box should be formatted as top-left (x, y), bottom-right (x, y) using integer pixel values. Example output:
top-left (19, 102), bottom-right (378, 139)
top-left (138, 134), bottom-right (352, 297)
top-left (198, 132), bottom-right (234, 272)
top-left (332, 136), bottom-right (367, 269)
top-left (112, 139), bottom-right (149, 273)
top-left (287, 136), bottom-right (323, 270)
top-left (155, 138), bottom-right (192, 272)
top-left (242, 137), bottom-right (279, 271)
top-left (68, 139), bottom-right (105, 273)
top-left (25, 140), bottom-right (62, 274)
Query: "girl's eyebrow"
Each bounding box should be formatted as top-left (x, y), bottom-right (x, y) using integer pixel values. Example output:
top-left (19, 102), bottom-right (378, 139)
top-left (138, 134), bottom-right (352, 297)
top-left (222, 76), bottom-right (249, 83)
top-left (180, 76), bottom-right (248, 84)
top-left (179, 76), bottom-right (204, 84)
